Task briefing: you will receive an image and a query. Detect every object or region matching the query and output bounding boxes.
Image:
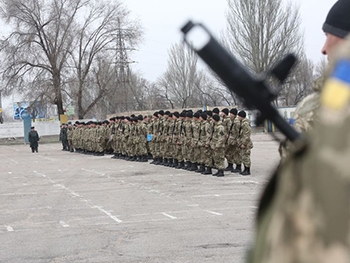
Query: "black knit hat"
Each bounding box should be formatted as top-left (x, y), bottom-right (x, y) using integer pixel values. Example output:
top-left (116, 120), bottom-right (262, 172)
top-left (238, 110), bottom-right (246, 118)
top-left (323, 0), bottom-right (350, 38)
top-left (193, 112), bottom-right (200, 118)
top-left (200, 113), bottom-right (207, 120)
top-left (180, 112), bottom-right (186, 118)
top-left (230, 108), bottom-right (238, 115)
top-left (207, 110), bottom-right (213, 117)
top-left (213, 114), bottom-right (220, 122)
top-left (186, 112), bottom-right (193, 118)
top-left (221, 108), bottom-right (229, 116)
top-left (158, 110), bottom-right (164, 116)
top-left (173, 112), bottom-right (180, 118)
top-left (212, 107), bottom-right (220, 114)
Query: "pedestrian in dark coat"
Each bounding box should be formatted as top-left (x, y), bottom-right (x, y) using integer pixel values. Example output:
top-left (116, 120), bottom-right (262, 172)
top-left (28, 126), bottom-right (40, 153)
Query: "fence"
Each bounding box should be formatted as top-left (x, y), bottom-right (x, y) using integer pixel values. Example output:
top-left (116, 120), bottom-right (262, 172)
top-left (0, 121), bottom-right (61, 139)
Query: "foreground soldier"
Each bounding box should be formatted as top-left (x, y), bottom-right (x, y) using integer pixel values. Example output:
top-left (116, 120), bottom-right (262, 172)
top-left (249, 0), bottom-right (350, 262)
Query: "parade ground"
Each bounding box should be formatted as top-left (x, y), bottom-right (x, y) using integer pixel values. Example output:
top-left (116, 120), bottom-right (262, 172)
top-left (0, 134), bottom-right (280, 263)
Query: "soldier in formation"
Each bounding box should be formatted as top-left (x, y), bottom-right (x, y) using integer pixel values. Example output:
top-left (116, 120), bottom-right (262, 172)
top-left (63, 108), bottom-right (253, 177)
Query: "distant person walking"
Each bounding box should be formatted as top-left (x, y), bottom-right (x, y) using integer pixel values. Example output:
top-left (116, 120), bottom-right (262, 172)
top-left (28, 126), bottom-right (40, 153)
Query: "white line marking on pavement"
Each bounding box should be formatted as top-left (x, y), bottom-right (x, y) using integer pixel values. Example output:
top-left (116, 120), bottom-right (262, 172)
top-left (0, 192), bottom-right (38, 196)
top-left (6, 158), bottom-right (19, 164)
top-left (48, 178), bottom-right (56, 184)
top-left (34, 170), bottom-right (122, 224)
top-left (81, 168), bottom-right (105, 176)
top-left (37, 155), bottom-right (56, 161)
top-left (59, 221), bottom-right (69, 227)
top-left (6, 226), bottom-right (14, 232)
top-left (93, 206), bottom-right (122, 223)
top-left (205, 210), bottom-right (223, 216)
top-left (161, 212), bottom-right (177, 219)
top-left (191, 193), bottom-right (255, 198)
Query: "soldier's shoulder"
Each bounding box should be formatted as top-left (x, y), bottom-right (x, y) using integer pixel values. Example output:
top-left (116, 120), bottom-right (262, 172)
top-left (294, 92), bottom-right (321, 118)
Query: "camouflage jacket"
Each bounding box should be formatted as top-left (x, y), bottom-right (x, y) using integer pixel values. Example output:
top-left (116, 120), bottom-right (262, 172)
top-left (249, 36), bottom-right (350, 263)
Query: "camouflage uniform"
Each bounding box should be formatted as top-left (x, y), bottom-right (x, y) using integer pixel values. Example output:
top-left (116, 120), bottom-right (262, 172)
top-left (211, 120), bottom-right (226, 170)
top-left (279, 77), bottom-right (324, 159)
top-left (237, 118), bottom-right (253, 167)
top-left (248, 35), bottom-right (350, 263)
top-left (174, 118), bottom-right (184, 164)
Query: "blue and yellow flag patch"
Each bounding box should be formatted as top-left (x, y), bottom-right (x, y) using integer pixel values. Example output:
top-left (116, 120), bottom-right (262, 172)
top-left (321, 59), bottom-right (350, 110)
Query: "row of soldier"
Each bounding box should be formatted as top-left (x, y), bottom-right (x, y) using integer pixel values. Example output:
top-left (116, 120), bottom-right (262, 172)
top-left (60, 107), bottom-right (253, 177)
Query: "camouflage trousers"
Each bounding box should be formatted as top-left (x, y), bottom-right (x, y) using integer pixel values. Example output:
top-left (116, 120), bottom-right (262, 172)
top-left (186, 143), bottom-right (194, 162)
top-left (164, 143), bottom-right (174, 159)
top-left (154, 142), bottom-right (161, 158)
top-left (68, 139), bottom-right (74, 150)
top-left (193, 146), bottom-right (201, 163)
top-left (240, 148), bottom-right (252, 167)
top-left (225, 144), bottom-right (239, 164)
top-left (174, 143), bottom-right (184, 162)
top-left (212, 147), bottom-right (226, 170)
top-left (149, 141), bottom-right (155, 156)
top-left (201, 146), bottom-right (213, 167)
top-left (137, 141), bottom-right (148, 156)
top-left (95, 139), bottom-right (105, 153)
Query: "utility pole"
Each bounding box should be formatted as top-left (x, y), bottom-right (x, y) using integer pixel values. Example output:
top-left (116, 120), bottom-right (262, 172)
top-left (115, 18), bottom-right (135, 112)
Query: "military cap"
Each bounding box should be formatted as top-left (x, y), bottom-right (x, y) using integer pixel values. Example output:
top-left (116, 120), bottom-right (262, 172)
top-left (213, 107), bottom-right (220, 114)
top-left (222, 108), bottom-right (229, 116)
top-left (323, 0), bottom-right (350, 38)
top-left (213, 114), bottom-right (220, 122)
top-left (230, 108), bottom-right (238, 115)
top-left (238, 110), bottom-right (247, 118)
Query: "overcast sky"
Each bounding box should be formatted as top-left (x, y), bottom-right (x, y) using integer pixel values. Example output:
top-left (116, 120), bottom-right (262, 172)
top-left (126, 0), bottom-right (336, 82)
top-left (1, 0), bottom-right (337, 110)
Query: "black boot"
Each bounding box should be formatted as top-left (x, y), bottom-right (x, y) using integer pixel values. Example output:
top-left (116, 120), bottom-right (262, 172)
top-left (240, 166), bottom-right (251, 176)
top-left (111, 153), bottom-right (117, 159)
top-left (196, 164), bottom-right (206, 173)
top-left (172, 159), bottom-right (178, 168)
top-left (154, 158), bottom-right (161, 165)
top-left (176, 161), bottom-right (184, 169)
top-left (213, 170), bottom-right (224, 177)
top-left (150, 158), bottom-right (157, 164)
top-left (202, 167), bottom-right (212, 175)
top-left (232, 164), bottom-right (242, 173)
top-left (163, 158), bottom-right (169, 166)
top-left (185, 161), bottom-right (192, 170)
top-left (168, 158), bottom-right (174, 167)
top-left (225, 163), bottom-right (234, 172)
top-left (189, 163), bottom-right (198, 171)
top-left (141, 155), bottom-right (148, 162)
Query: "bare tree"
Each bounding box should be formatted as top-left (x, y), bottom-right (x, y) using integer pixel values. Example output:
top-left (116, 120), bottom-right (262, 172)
top-left (158, 42), bottom-right (202, 108)
top-left (224, 0), bottom-right (303, 75)
top-left (280, 55), bottom-right (315, 106)
top-left (0, 0), bottom-right (85, 119)
top-left (68, 0), bottom-right (142, 118)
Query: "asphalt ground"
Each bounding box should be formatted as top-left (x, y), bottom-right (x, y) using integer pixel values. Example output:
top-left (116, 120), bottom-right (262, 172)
top-left (0, 134), bottom-right (280, 263)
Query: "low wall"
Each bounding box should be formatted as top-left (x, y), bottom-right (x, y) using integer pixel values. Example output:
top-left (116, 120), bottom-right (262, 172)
top-left (0, 121), bottom-right (61, 138)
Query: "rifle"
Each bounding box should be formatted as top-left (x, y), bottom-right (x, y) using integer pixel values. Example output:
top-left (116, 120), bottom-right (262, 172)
top-left (181, 21), bottom-right (301, 142)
